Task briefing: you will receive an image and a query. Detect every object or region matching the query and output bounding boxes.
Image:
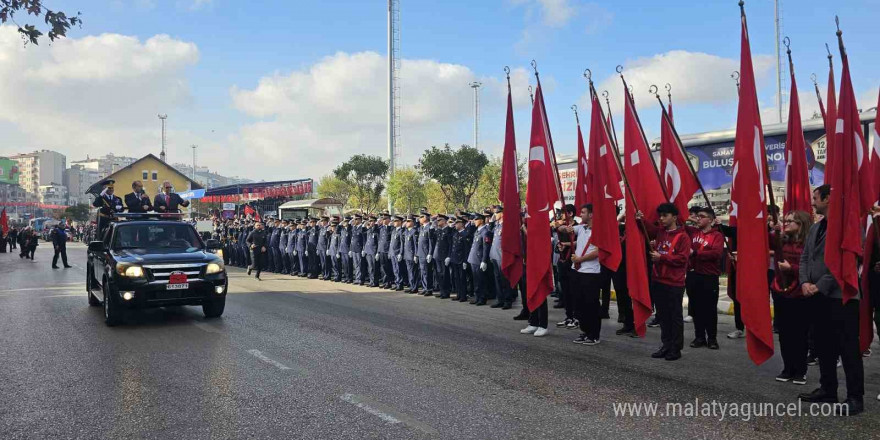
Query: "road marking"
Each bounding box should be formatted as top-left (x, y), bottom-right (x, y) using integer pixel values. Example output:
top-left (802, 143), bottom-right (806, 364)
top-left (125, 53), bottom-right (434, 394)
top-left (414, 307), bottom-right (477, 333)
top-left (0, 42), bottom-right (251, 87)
top-left (0, 285), bottom-right (82, 293)
top-left (193, 321), bottom-right (225, 334)
top-left (247, 349), bottom-right (291, 370)
top-left (41, 294), bottom-right (81, 298)
top-left (340, 394), bottom-right (439, 435)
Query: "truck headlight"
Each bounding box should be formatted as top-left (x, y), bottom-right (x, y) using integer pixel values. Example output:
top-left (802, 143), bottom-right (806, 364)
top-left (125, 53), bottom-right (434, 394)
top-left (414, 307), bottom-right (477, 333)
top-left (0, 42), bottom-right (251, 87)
top-left (206, 262), bottom-right (224, 274)
top-left (116, 263), bottom-right (144, 278)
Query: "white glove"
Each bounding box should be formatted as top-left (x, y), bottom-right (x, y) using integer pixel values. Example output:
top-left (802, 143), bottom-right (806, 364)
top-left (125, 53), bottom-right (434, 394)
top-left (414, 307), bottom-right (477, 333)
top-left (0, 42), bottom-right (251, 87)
top-left (100, 188), bottom-right (108, 196)
top-left (414, 256), bottom-right (419, 264)
top-left (305, 251), bottom-right (309, 257)
top-left (480, 262), bottom-right (487, 272)
top-left (326, 250), bottom-right (330, 256)
top-left (426, 255), bottom-right (432, 263)
top-left (397, 254), bottom-right (402, 262)
top-left (336, 253), bottom-right (341, 258)
top-left (293, 251), bottom-right (298, 256)
top-left (463, 263), bottom-right (468, 270)
top-left (444, 257), bottom-right (450, 266)
top-left (361, 251), bottom-right (366, 257)
top-left (375, 253), bottom-right (379, 260)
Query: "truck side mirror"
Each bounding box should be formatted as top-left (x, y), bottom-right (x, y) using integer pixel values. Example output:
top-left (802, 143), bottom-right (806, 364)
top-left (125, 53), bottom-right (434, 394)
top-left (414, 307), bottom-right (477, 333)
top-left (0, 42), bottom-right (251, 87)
top-left (88, 241), bottom-right (106, 252)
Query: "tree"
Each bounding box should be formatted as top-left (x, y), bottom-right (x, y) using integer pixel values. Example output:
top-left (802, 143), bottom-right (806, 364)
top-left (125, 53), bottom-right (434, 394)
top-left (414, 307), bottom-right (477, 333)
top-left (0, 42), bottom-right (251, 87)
top-left (63, 203), bottom-right (90, 222)
top-left (471, 155), bottom-right (527, 210)
top-left (386, 167), bottom-right (427, 214)
top-left (316, 174), bottom-right (353, 210)
top-left (0, 1), bottom-right (82, 46)
top-left (333, 154), bottom-right (388, 214)
top-left (419, 144), bottom-right (488, 210)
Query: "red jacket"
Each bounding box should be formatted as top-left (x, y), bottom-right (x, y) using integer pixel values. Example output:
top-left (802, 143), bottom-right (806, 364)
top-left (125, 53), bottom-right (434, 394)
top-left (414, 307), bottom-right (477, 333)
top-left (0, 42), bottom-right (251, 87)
top-left (685, 226), bottom-right (725, 276)
top-left (770, 241), bottom-right (805, 297)
top-left (644, 222), bottom-right (691, 287)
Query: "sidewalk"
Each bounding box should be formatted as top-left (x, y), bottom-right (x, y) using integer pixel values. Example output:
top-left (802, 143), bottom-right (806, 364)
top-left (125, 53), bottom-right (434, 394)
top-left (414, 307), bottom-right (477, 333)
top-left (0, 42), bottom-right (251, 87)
top-left (610, 276), bottom-right (775, 317)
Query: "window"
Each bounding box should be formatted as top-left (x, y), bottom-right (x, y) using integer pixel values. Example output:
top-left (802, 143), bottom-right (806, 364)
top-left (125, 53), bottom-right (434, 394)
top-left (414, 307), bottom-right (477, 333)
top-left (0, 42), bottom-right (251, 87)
top-left (142, 170), bottom-right (148, 180)
top-left (151, 171), bottom-right (158, 181)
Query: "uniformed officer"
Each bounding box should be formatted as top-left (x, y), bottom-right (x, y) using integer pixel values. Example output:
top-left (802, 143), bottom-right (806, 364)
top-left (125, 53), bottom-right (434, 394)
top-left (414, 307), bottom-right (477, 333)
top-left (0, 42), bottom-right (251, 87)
top-left (349, 215), bottom-right (365, 285)
top-left (432, 214), bottom-right (454, 299)
top-left (363, 216), bottom-right (379, 287)
top-left (328, 220), bottom-right (340, 281)
top-left (267, 219), bottom-right (280, 273)
top-left (450, 216), bottom-right (471, 301)
top-left (316, 216), bottom-right (329, 280)
top-left (339, 217), bottom-right (351, 283)
top-left (402, 216), bottom-right (419, 293)
top-left (306, 218), bottom-right (320, 278)
top-left (416, 212), bottom-right (434, 296)
top-left (278, 220), bottom-right (290, 274)
top-left (489, 207), bottom-right (516, 309)
top-left (467, 211), bottom-right (491, 305)
top-left (92, 179), bottom-right (124, 238)
top-left (389, 215), bottom-right (405, 290)
top-left (296, 219), bottom-right (308, 276)
top-left (377, 213), bottom-right (392, 289)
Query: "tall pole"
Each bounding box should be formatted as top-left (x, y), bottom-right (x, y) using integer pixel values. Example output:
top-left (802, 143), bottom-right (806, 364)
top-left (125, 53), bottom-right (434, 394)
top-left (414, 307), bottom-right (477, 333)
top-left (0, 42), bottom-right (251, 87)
top-left (158, 114), bottom-right (167, 163)
top-left (387, 0), bottom-right (400, 214)
top-left (191, 144), bottom-right (197, 219)
top-left (774, 0), bottom-right (783, 123)
top-left (469, 81), bottom-right (482, 149)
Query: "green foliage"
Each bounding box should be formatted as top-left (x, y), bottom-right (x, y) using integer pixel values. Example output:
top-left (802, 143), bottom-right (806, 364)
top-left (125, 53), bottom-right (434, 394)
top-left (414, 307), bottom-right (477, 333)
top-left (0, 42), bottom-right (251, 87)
top-left (316, 174), bottom-right (353, 210)
top-left (471, 155), bottom-right (527, 210)
top-left (387, 167), bottom-right (427, 214)
top-left (418, 144), bottom-right (488, 210)
top-left (0, 1), bottom-right (82, 45)
top-left (63, 203), bottom-right (90, 222)
top-left (333, 154), bottom-right (388, 214)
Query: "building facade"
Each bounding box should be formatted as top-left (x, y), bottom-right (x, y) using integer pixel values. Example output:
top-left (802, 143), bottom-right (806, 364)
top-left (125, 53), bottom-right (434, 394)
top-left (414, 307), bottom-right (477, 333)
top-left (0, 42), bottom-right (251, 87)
top-left (37, 184), bottom-right (68, 206)
top-left (11, 150), bottom-right (66, 195)
top-left (70, 153), bottom-right (138, 178)
top-left (64, 164), bottom-right (101, 206)
top-left (99, 154), bottom-right (202, 213)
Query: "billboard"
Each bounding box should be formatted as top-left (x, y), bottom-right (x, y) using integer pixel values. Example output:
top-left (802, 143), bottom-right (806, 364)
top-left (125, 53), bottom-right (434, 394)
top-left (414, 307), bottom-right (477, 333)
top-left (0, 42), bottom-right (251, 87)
top-left (0, 158), bottom-right (20, 184)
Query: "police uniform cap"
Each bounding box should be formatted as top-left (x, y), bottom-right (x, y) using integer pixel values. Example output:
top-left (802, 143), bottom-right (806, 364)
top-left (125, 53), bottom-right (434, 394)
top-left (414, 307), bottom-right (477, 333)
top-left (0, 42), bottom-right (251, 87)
top-left (494, 205), bottom-right (504, 213)
top-left (393, 215), bottom-right (404, 221)
top-left (454, 217), bottom-right (466, 224)
top-left (436, 213), bottom-right (449, 220)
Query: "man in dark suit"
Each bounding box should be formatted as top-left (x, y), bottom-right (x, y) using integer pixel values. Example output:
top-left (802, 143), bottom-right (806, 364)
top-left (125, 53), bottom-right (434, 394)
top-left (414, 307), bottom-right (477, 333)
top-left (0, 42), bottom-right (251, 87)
top-left (124, 180), bottom-right (153, 213)
top-left (92, 179), bottom-right (124, 237)
top-left (153, 180), bottom-right (190, 214)
top-left (432, 214), bottom-right (453, 298)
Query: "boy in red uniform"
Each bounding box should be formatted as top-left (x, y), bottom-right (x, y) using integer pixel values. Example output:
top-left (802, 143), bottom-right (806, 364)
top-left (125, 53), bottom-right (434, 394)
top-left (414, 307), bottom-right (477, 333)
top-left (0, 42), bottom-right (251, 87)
top-left (640, 203), bottom-right (691, 361)
top-left (685, 207), bottom-right (725, 350)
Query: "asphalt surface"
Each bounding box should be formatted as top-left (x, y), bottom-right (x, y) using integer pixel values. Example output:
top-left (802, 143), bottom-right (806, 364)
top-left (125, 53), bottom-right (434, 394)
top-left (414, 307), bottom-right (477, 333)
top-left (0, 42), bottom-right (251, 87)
top-left (1, 242), bottom-right (880, 439)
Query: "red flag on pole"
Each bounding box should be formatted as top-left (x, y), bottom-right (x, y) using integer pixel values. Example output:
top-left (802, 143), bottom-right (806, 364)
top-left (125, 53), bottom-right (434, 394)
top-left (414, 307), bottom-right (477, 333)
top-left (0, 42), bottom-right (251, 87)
top-left (826, 30), bottom-right (872, 305)
top-left (574, 118), bottom-right (589, 208)
top-left (0, 208), bottom-right (8, 236)
top-left (872, 89), bottom-right (880, 204)
top-left (623, 84), bottom-right (667, 337)
top-left (732, 6), bottom-right (774, 365)
top-left (525, 80), bottom-right (559, 312)
top-left (823, 59), bottom-right (838, 184)
top-left (660, 103), bottom-right (699, 218)
top-left (586, 88), bottom-right (623, 271)
top-left (499, 74), bottom-right (523, 288)
top-left (782, 56), bottom-right (812, 216)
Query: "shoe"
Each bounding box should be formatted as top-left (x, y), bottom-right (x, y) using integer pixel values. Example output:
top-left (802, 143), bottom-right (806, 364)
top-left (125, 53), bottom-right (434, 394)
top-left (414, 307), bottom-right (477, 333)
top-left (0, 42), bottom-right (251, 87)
top-left (395, 286), bottom-right (404, 291)
top-left (533, 327), bottom-right (548, 337)
top-left (520, 325), bottom-right (538, 334)
top-left (792, 376), bottom-right (807, 385)
top-left (776, 371), bottom-right (793, 382)
top-left (727, 330), bottom-right (745, 339)
top-left (52, 265), bottom-right (59, 269)
top-left (806, 356), bottom-right (818, 366)
top-left (617, 315), bottom-right (625, 323)
top-left (513, 312), bottom-right (529, 321)
top-left (707, 339), bottom-right (719, 350)
top-left (552, 301), bottom-right (564, 309)
top-left (651, 348), bottom-right (668, 359)
top-left (798, 388), bottom-right (838, 403)
top-left (247, 268), bottom-right (252, 275)
top-left (421, 291), bottom-right (432, 297)
top-left (600, 311), bottom-right (610, 320)
top-left (556, 319), bottom-right (570, 328)
top-left (475, 300), bottom-right (487, 306)
top-left (469, 299), bottom-right (477, 304)
top-left (502, 303), bottom-right (512, 310)
top-left (63, 265), bottom-right (72, 268)
top-left (689, 338), bottom-right (707, 348)
top-left (458, 297), bottom-right (469, 303)
top-left (647, 316), bottom-right (660, 328)
top-left (863, 349), bottom-right (872, 358)
top-left (256, 276), bottom-right (261, 281)
top-left (573, 333), bottom-right (588, 344)
top-left (490, 302), bottom-right (504, 308)
top-left (664, 351), bottom-right (682, 361)
top-left (684, 315), bottom-right (693, 323)
top-left (566, 319), bottom-right (579, 329)
top-left (836, 397), bottom-right (864, 416)
top-left (583, 338), bottom-right (600, 346)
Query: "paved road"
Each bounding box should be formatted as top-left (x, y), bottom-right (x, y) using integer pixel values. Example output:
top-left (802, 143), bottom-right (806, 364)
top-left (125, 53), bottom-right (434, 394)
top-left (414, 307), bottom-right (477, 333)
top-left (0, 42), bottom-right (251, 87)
top-left (1, 242), bottom-right (879, 439)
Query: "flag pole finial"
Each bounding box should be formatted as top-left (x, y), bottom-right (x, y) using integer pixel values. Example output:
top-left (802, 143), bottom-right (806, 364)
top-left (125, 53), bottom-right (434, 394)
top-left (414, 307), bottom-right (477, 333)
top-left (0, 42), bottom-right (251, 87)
top-left (835, 16), bottom-right (846, 58)
top-left (649, 84), bottom-right (659, 99)
top-left (530, 60), bottom-right (538, 78)
top-left (730, 70), bottom-right (740, 88)
top-left (615, 65), bottom-right (623, 77)
top-left (571, 104), bottom-right (579, 125)
top-left (503, 66), bottom-right (510, 77)
top-left (528, 85), bottom-right (534, 105)
top-left (783, 36), bottom-right (791, 55)
top-left (738, 1), bottom-right (745, 16)
top-left (583, 68), bottom-right (592, 81)
top-left (810, 73), bottom-right (818, 86)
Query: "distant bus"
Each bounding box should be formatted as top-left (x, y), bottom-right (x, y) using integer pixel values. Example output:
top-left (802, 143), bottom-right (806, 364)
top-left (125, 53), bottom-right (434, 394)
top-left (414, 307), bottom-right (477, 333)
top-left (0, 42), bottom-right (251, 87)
top-left (28, 217), bottom-right (51, 232)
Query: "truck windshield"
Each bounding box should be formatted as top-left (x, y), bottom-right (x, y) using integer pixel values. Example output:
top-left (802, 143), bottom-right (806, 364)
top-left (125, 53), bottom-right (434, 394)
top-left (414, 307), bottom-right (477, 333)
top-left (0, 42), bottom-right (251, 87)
top-left (112, 224), bottom-right (203, 251)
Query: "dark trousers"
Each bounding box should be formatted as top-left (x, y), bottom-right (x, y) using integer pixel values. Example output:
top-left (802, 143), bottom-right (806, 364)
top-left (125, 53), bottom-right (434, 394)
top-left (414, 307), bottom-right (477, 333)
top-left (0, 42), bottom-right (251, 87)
top-left (391, 255), bottom-right (402, 286)
top-left (435, 259), bottom-right (451, 297)
top-left (298, 251), bottom-right (307, 275)
top-left (322, 252), bottom-right (332, 278)
top-left (405, 259), bottom-right (417, 289)
top-left (775, 295), bottom-right (813, 377)
top-left (558, 263), bottom-right (576, 319)
top-left (608, 264), bottom-right (634, 329)
top-left (340, 254), bottom-right (350, 280)
top-left (653, 281), bottom-right (685, 353)
top-left (379, 253), bottom-right (392, 285)
top-left (419, 259), bottom-right (432, 292)
top-left (331, 254), bottom-right (340, 280)
top-left (366, 254), bottom-right (377, 285)
top-left (528, 298), bottom-right (548, 328)
top-left (599, 266), bottom-right (613, 316)
top-left (686, 272), bottom-right (719, 341)
top-left (470, 263), bottom-right (487, 301)
top-left (491, 259), bottom-right (515, 305)
top-left (267, 247), bottom-right (276, 272)
top-left (280, 252), bottom-right (290, 273)
top-left (728, 267), bottom-right (745, 331)
top-left (519, 274), bottom-right (529, 316)
top-left (813, 295), bottom-right (864, 399)
top-left (52, 244), bottom-right (68, 267)
top-left (289, 251), bottom-right (299, 274)
top-left (452, 263), bottom-right (467, 298)
top-left (308, 246), bottom-right (320, 276)
top-left (250, 249), bottom-right (266, 277)
top-left (573, 271), bottom-right (602, 340)
top-left (352, 253), bottom-right (364, 283)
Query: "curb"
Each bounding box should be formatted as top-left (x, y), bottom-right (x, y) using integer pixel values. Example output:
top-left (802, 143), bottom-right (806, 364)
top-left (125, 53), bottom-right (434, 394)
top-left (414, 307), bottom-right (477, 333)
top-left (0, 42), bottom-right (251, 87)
top-left (610, 290), bottom-right (773, 317)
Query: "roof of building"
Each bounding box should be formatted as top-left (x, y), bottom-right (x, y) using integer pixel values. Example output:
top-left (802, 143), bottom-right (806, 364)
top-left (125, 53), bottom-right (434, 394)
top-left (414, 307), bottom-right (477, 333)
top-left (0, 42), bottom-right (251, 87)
top-left (84, 153), bottom-right (203, 195)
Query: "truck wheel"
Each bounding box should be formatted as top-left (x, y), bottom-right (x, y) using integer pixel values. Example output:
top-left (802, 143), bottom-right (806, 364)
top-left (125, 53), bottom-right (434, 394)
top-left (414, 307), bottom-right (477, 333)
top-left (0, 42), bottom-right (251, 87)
top-left (87, 266), bottom-right (100, 306)
top-left (103, 282), bottom-right (122, 327)
top-left (202, 297), bottom-right (226, 318)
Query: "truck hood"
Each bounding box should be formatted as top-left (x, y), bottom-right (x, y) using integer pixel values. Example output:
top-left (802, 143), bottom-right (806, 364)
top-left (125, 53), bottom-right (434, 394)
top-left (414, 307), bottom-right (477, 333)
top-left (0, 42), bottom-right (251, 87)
top-left (111, 249), bottom-right (220, 265)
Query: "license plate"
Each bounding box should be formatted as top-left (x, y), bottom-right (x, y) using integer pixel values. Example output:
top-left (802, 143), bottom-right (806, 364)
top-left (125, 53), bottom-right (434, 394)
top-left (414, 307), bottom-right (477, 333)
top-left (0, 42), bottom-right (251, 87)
top-left (167, 283), bottom-right (189, 290)
top-left (169, 272), bottom-right (188, 284)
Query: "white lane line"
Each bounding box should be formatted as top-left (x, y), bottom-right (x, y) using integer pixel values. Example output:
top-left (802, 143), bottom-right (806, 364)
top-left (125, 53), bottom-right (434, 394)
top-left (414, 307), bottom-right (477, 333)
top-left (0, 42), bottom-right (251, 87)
top-left (193, 321), bottom-right (225, 334)
top-left (41, 294), bottom-right (81, 298)
top-left (340, 394), bottom-right (439, 435)
top-left (247, 349), bottom-right (291, 370)
top-left (0, 286), bottom-right (83, 293)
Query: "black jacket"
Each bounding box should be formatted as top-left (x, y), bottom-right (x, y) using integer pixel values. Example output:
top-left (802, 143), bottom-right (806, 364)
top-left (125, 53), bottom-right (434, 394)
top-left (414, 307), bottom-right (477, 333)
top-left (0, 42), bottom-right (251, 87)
top-left (124, 192), bottom-right (153, 213)
top-left (246, 229), bottom-right (268, 250)
top-left (153, 192), bottom-right (190, 213)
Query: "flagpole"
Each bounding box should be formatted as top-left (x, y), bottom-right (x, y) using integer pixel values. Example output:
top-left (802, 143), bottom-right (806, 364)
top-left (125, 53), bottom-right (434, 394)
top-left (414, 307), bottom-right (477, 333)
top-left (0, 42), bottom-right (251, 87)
top-left (528, 86), bottom-right (534, 106)
top-left (619, 70), bottom-right (668, 200)
top-left (602, 89), bottom-right (620, 148)
top-left (665, 83), bottom-right (673, 110)
top-left (731, 71), bottom-right (740, 91)
top-left (531, 60), bottom-right (564, 203)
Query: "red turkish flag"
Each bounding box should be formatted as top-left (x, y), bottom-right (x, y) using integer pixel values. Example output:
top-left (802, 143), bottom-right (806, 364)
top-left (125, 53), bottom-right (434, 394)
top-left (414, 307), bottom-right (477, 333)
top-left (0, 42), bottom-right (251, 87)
top-left (873, 89), bottom-right (880, 204)
top-left (826, 40), bottom-right (872, 304)
top-left (0, 208), bottom-right (8, 236)
top-left (659, 104), bottom-right (698, 218)
top-left (586, 89), bottom-right (623, 271)
top-left (574, 120), bottom-right (589, 208)
top-left (499, 82), bottom-right (523, 288)
top-left (622, 84), bottom-right (667, 337)
top-left (731, 13), bottom-right (774, 365)
top-left (525, 82), bottom-right (558, 312)
top-left (823, 64), bottom-right (838, 185)
top-left (783, 65), bottom-right (812, 216)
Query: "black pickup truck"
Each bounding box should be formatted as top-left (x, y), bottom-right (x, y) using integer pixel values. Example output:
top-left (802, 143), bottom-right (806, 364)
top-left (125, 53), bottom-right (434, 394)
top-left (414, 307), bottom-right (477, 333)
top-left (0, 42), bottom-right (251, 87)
top-left (86, 216), bottom-right (228, 326)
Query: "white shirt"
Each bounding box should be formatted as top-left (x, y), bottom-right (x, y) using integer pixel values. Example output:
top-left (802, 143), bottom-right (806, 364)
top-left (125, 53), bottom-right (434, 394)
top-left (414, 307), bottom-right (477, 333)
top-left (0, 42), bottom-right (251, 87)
top-left (572, 225), bottom-right (600, 274)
